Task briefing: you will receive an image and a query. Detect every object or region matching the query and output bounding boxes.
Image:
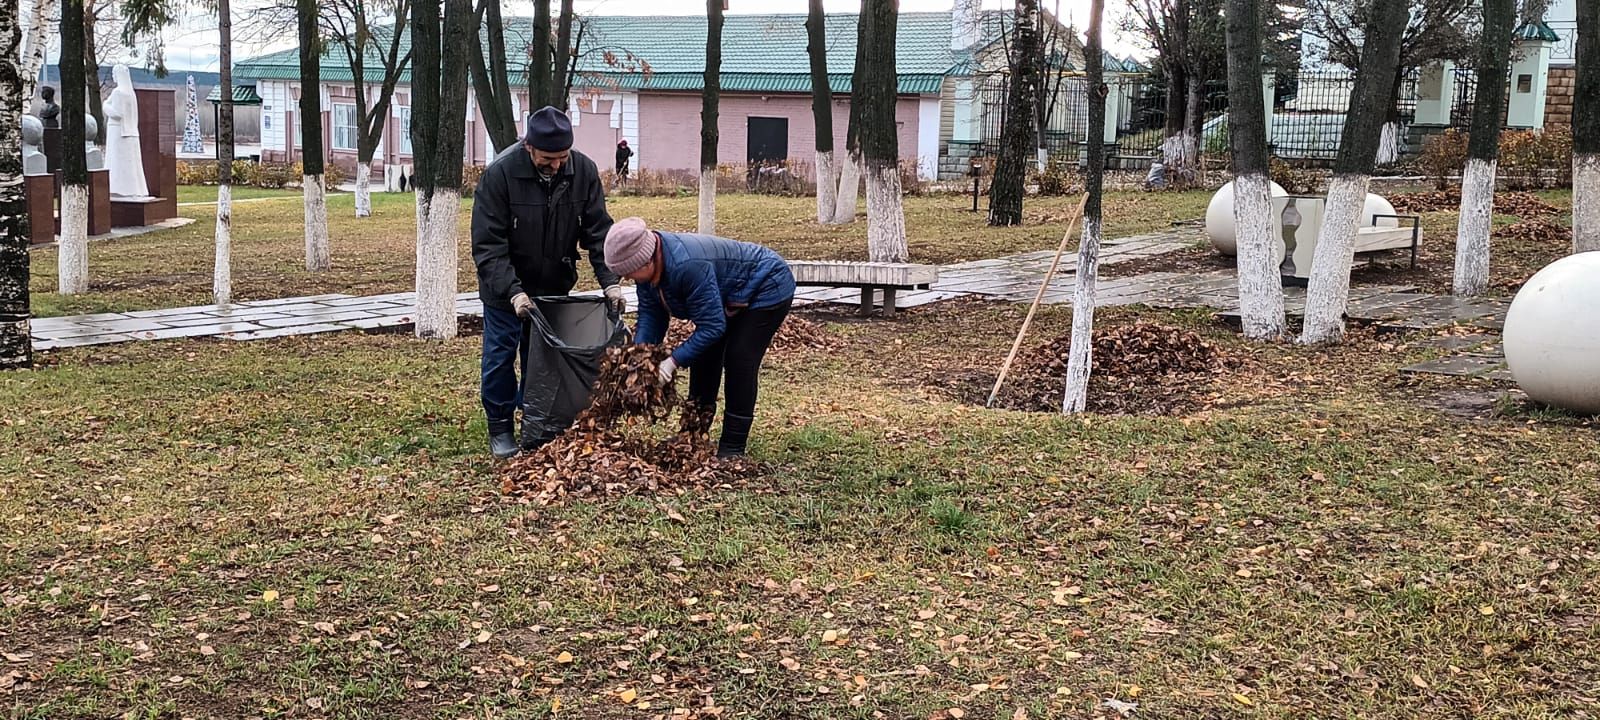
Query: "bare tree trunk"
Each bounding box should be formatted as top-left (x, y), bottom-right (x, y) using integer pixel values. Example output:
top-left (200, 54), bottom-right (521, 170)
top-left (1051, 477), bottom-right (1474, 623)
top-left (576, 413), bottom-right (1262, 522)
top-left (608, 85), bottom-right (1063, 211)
top-left (1062, 0), bottom-right (1107, 413)
top-left (1225, 0), bottom-right (1284, 340)
top-left (1300, 0), bottom-right (1408, 344)
top-left (859, 0), bottom-right (906, 262)
top-left (698, 0), bottom-right (722, 235)
top-left (1452, 0), bottom-right (1512, 296)
top-left (1183, 76), bottom-right (1203, 174)
top-left (553, 0), bottom-right (574, 109)
top-left (214, 0), bottom-right (233, 305)
top-left (470, 0), bottom-right (517, 152)
top-left (20, 0), bottom-right (56, 104)
top-left (530, 0), bottom-right (553, 107)
top-left (1575, 0), bottom-right (1599, 253)
top-left (989, 0), bottom-right (1040, 227)
top-left (58, 0), bottom-right (89, 296)
top-left (833, 150), bottom-right (860, 224)
top-left (82, 2), bottom-right (103, 146)
top-left (414, 0), bottom-right (472, 339)
top-left (805, 0), bottom-right (836, 223)
top-left (299, 0), bottom-right (329, 271)
top-left (2, 0), bottom-right (32, 369)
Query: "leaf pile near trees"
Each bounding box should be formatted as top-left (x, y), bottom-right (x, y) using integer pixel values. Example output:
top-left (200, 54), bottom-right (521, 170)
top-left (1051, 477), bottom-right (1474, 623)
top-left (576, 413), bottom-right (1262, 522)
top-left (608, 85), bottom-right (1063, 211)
top-left (1494, 219), bottom-right (1570, 246)
top-left (664, 316), bottom-right (840, 354)
top-left (500, 345), bottom-right (758, 504)
top-left (1387, 190), bottom-right (1559, 217)
top-left (987, 322), bottom-right (1240, 415)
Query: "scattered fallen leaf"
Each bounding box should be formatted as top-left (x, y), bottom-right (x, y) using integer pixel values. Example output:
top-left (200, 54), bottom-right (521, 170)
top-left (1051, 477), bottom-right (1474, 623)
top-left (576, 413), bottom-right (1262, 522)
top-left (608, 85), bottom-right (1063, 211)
top-left (261, 590), bottom-right (279, 603)
top-left (779, 657), bottom-right (800, 671)
top-left (619, 688), bottom-right (638, 703)
top-left (1232, 693), bottom-right (1253, 706)
top-left (556, 651), bottom-right (574, 664)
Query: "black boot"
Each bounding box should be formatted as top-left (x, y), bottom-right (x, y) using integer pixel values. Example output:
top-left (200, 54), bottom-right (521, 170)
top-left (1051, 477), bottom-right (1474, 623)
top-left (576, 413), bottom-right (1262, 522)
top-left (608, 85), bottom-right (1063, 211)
top-left (487, 419), bottom-right (519, 460)
top-left (716, 413), bottom-right (754, 459)
top-left (521, 416), bottom-right (558, 452)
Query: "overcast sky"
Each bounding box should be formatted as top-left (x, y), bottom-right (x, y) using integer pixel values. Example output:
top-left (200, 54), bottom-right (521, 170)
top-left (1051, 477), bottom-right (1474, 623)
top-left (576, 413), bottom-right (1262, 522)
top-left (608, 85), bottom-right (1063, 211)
top-left (120, 0), bottom-right (1151, 74)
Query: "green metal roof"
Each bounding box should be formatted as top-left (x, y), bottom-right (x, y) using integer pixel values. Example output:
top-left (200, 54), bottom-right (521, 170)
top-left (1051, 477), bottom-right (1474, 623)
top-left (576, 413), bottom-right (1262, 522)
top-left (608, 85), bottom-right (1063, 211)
top-left (204, 84), bottom-right (263, 104)
top-left (1514, 21), bottom-right (1561, 42)
top-left (234, 12), bottom-right (965, 95)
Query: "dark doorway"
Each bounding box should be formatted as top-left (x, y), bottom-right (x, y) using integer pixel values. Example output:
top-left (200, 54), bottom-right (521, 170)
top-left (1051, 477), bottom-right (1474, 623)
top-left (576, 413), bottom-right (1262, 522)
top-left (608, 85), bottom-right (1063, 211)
top-left (746, 117), bottom-right (788, 165)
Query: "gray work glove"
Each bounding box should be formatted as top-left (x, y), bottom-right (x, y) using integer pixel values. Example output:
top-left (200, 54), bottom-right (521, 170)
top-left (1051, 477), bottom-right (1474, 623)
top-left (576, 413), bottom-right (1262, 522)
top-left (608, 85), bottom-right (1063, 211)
top-left (603, 285), bottom-right (627, 315)
top-left (511, 292), bottom-right (535, 319)
top-left (657, 357), bottom-right (677, 386)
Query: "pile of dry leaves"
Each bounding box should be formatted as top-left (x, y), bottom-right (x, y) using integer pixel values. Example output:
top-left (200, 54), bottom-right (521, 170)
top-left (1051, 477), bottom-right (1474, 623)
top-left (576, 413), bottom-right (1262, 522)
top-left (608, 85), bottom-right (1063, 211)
top-left (1388, 190), bottom-right (1559, 217)
top-left (987, 322), bottom-right (1239, 414)
top-left (664, 315), bottom-right (840, 354)
top-left (500, 345), bottom-right (759, 504)
top-left (1495, 219), bottom-right (1569, 246)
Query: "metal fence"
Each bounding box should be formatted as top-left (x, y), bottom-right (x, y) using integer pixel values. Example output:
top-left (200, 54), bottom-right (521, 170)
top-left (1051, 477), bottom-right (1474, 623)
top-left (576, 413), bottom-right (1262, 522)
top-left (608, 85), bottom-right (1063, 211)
top-left (965, 67), bottom-right (1480, 167)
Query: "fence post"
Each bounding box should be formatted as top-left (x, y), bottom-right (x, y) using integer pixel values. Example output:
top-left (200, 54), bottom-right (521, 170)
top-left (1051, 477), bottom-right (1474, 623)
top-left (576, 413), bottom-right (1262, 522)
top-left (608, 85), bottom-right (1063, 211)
top-left (1414, 61), bottom-right (1455, 126)
top-left (1261, 70), bottom-right (1275, 147)
top-left (1507, 26), bottom-right (1557, 129)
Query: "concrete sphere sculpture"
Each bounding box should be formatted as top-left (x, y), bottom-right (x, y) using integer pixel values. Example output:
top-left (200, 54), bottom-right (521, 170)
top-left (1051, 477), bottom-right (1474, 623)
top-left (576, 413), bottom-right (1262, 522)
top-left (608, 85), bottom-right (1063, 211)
top-left (1504, 252), bottom-right (1600, 414)
top-left (1362, 193), bottom-right (1400, 229)
top-left (1205, 180), bottom-right (1287, 255)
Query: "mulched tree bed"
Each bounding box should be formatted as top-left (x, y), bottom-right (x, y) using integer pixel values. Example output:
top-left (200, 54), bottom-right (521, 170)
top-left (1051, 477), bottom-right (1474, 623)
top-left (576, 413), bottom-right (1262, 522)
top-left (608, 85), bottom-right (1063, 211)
top-left (1386, 190), bottom-right (1560, 216)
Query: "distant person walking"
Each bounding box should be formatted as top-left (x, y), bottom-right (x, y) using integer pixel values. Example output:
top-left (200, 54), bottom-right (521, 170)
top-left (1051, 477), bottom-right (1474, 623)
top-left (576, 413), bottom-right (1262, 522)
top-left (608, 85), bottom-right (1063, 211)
top-left (615, 140), bottom-right (633, 181)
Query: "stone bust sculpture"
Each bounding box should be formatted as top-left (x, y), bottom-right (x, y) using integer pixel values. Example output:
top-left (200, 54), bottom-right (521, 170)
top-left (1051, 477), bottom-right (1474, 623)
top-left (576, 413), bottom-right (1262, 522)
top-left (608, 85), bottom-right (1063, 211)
top-left (104, 64), bottom-right (150, 197)
top-left (85, 113), bottom-right (105, 172)
top-left (22, 115), bottom-right (47, 175)
top-left (39, 87), bottom-right (61, 128)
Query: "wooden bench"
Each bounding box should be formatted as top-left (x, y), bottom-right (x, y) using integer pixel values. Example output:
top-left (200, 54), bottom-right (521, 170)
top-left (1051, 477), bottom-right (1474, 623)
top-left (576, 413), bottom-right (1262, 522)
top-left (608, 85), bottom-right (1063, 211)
top-left (788, 261), bottom-right (941, 314)
top-left (1355, 213), bottom-right (1422, 268)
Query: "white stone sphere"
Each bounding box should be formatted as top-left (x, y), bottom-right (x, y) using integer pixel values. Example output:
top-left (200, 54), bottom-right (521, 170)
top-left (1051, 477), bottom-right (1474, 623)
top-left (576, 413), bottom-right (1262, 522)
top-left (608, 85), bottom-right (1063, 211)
top-left (1206, 180), bottom-right (1288, 255)
top-left (1363, 193), bottom-right (1399, 229)
top-left (1504, 252), bottom-right (1600, 414)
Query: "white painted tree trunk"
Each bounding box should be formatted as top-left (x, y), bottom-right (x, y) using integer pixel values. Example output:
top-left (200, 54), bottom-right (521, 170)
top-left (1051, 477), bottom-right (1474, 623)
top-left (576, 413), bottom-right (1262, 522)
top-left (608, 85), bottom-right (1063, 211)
top-left (832, 151), bottom-right (861, 224)
top-left (303, 174), bottom-right (331, 271)
top-left (1161, 134), bottom-right (1198, 186)
top-left (1233, 172), bottom-right (1286, 340)
top-left (697, 168), bottom-right (716, 235)
top-left (814, 149), bottom-right (837, 224)
top-left (20, 0), bottom-right (56, 103)
top-left (864, 163), bottom-right (908, 263)
top-left (1452, 158), bottom-right (1496, 296)
top-left (1062, 215), bottom-right (1103, 414)
top-left (415, 190), bottom-right (460, 339)
top-left (415, 187), bottom-right (427, 230)
top-left (355, 161), bottom-right (372, 218)
top-left (1376, 122), bottom-right (1401, 166)
top-left (58, 184), bottom-right (89, 295)
top-left (1299, 174), bottom-right (1370, 344)
top-left (1575, 153), bottom-right (1600, 253)
top-left (214, 183), bottom-right (232, 305)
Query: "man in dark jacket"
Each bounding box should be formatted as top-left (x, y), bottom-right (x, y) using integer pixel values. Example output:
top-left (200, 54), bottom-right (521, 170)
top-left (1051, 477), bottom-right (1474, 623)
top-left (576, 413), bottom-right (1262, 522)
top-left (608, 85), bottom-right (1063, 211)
top-left (615, 140), bottom-right (633, 180)
top-left (471, 106), bottom-right (625, 459)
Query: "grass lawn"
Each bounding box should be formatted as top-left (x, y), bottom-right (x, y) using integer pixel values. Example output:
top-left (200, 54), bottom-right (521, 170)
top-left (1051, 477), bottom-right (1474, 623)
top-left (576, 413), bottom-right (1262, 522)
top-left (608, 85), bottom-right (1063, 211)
top-left (173, 186), bottom-right (331, 205)
top-left (27, 190), bottom-right (1210, 318)
top-left (4, 298), bottom-right (1599, 718)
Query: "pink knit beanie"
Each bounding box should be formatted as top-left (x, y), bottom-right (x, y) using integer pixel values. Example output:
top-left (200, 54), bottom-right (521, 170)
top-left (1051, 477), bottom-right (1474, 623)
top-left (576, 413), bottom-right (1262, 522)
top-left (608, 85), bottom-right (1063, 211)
top-left (605, 217), bottom-right (657, 276)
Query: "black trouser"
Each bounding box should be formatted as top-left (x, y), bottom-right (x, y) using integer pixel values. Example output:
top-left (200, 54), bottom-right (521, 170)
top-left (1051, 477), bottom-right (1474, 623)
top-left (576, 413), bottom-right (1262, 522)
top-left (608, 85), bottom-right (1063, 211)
top-left (686, 299), bottom-right (793, 420)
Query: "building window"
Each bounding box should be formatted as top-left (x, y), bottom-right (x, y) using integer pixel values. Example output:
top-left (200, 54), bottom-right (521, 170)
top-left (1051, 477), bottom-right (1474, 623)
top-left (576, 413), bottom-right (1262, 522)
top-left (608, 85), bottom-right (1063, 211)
top-left (399, 107), bottom-right (413, 155)
top-left (333, 103), bottom-right (358, 151)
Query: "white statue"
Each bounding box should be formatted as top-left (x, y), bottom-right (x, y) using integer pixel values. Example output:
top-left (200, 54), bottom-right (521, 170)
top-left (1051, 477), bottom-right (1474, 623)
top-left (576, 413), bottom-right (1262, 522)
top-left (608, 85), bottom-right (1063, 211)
top-left (85, 113), bottom-right (104, 171)
top-left (104, 64), bottom-right (150, 198)
top-left (22, 115), bottom-right (47, 175)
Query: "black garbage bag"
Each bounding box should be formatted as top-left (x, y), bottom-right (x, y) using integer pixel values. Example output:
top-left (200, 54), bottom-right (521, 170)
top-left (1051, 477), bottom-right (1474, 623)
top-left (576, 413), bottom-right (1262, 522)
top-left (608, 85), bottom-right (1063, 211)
top-left (521, 296), bottom-right (629, 443)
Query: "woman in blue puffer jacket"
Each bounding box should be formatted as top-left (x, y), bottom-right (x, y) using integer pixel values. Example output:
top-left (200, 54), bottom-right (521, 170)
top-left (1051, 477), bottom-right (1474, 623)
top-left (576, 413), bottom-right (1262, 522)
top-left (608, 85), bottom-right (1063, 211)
top-left (604, 217), bottom-right (796, 458)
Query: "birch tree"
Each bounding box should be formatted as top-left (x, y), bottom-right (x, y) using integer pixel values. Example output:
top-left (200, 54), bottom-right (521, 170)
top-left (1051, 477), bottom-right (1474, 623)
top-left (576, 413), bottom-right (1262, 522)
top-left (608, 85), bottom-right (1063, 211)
top-left (298, 0), bottom-right (330, 270)
top-left (2, 0), bottom-right (32, 369)
top-left (805, 0), bottom-right (836, 224)
top-left (411, 0), bottom-right (472, 339)
top-left (858, 0), bottom-right (907, 261)
top-left (1225, 0), bottom-right (1285, 339)
top-left (1575, 0), bottom-right (1599, 252)
top-left (1299, 0), bottom-right (1407, 344)
top-left (988, 0), bottom-right (1041, 227)
top-left (58, 0), bottom-right (89, 296)
top-left (1062, 0), bottom-right (1106, 413)
top-left (1450, 0), bottom-right (1512, 296)
top-left (20, 0), bottom-right (58, 105)
top-left (698, 0), bottom-right (722, 235)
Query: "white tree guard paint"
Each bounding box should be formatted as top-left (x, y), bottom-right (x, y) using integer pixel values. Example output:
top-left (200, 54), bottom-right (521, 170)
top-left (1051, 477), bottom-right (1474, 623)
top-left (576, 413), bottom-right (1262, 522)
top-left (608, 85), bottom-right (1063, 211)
top-left (355, 162), bottom-right (372, 218)
top-left (832, 151), bottom-right (861, 225)
top-left (214, 183), bottom-right (232, 305)
top-left (1575, 154), bottom-right (1600, 253)
top-left (1452, 158), bottom-right (1497, 296)
top-left (1299, 174), bottom-right (1370, 344)
top-left (1161, 133), bottom-right (1198, 185)
top-left (865, 164), bottom-right (908, 263)
top-left (1062, 215), bottom-right (1103, 414)
top-left (58, 185), bottom-right (90, 296)
top-left (1377, 122), bottom-right (1401, 166)
top-left (415, 187), bottom-right (427, 231)
top-left (697, 168), bottom-right (716, 235)
top-left (1232, 172), bottom-right (1286, 340)
top-left (415, 191), bottom-right (460, 340)
top-left (303, 175), bottom-right (331, 271)
top-left (814, 150), bottom-right (837, 224)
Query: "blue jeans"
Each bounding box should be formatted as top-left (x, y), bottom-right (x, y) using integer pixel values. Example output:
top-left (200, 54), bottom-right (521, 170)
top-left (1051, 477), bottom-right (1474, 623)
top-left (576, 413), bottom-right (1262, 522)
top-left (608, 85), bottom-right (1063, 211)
top-left (481, 305), bottom-right (529, 423)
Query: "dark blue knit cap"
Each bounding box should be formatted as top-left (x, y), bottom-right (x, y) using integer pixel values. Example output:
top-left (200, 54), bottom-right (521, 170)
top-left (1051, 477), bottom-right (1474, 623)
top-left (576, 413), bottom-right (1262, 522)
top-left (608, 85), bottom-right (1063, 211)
top-left (524, 106), bottom-right (574, 151)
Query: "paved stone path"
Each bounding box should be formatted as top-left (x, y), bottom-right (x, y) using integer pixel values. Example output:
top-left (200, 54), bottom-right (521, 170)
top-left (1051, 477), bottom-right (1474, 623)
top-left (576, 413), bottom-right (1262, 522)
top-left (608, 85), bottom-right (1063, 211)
top-left (30, 228), bottom-right (1516, 357)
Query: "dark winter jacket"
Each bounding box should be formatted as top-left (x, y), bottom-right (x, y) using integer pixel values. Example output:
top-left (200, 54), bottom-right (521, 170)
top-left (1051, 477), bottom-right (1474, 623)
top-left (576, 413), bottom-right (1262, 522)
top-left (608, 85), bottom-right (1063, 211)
top-left (615, 145), bottom-right (633, 170)
top-left (632, 231), bottom-right (796, 366)
top-left (471, 144), bottom-right (619, 309)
